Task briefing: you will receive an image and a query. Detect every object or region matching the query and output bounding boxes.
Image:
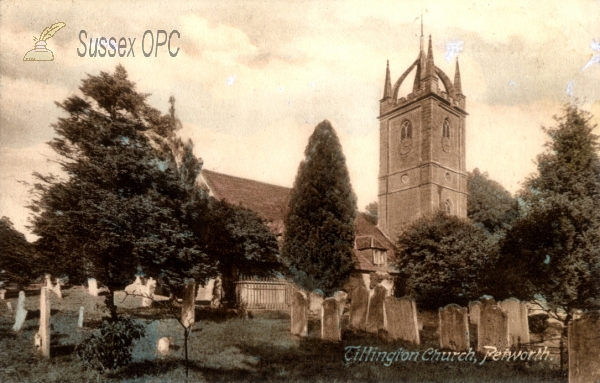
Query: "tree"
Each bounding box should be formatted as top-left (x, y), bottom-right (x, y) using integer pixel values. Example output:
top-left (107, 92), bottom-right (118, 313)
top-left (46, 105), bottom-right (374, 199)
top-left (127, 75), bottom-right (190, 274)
top-left (395, 211), bottom-right (496, 309)
top-left (0, 217), bottom-right (36, 289)
top-left (282, 120), bottom-right (357, 297)
top-left (204, 200), bottom-right (280, 306)
top-left (364, 201), bottom-right (378, 225)
top-left (499, 104), bottom-right (600, 326)
top-left (29, 65), bottom-right (217, 319)
top-left (467, 168), bottom-right (519, 235)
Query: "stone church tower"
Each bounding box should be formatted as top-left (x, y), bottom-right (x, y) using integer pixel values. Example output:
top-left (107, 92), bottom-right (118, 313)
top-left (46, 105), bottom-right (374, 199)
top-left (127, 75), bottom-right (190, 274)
top-left (378, 30), bottom-right (468, 241)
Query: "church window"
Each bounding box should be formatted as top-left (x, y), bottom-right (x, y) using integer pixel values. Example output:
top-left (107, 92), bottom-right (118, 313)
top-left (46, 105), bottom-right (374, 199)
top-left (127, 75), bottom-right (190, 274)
top-left (373, 250), bottom-right (386, 265)
top-left (443, 118), bottom-right (451, 138)
top-left (401, 120), bottom-right (412, 140)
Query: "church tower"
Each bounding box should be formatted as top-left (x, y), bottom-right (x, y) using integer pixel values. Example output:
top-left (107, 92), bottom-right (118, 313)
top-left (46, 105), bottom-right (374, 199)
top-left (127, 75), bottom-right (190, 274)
top-left (378, 29), bottom-right (468, 240)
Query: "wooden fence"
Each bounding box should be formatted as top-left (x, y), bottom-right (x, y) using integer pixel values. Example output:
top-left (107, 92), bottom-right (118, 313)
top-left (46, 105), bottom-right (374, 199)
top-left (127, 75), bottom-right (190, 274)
top-left (234, 278), bottom-right (292, 310)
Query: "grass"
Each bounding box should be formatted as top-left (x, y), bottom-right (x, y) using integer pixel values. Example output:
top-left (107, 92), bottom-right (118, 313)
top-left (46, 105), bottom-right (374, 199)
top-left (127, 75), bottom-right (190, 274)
top-left (0, 287), bottom-right (567, 383)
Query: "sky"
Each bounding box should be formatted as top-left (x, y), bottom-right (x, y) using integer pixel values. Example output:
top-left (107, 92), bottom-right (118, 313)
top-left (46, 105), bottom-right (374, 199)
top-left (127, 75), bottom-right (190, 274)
top-left (1, 0), bottom-right (600, 240)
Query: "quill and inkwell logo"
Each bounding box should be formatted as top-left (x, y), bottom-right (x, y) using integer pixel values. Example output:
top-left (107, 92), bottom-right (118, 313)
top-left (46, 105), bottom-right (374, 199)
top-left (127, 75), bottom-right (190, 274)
top-left (23, 22), bottom-right (66, 61)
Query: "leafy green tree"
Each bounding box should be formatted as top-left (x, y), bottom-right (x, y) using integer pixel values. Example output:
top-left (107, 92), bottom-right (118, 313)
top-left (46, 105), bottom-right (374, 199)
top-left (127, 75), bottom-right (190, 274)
top-left (0, 217), bottom-right (36, 289)
top-left (364, 201), bottom-right (378, 225)
top-left (395, 211), bottom-right (496, 309)
top-left (467, 168), bottom-right (519, 235)
top-left (204, 200), bottom-right (280, 306)
top-left (499, 104), bottom-right (600, 324)
top-left (29, 65), bottom-right (217, 319)
top-left (282, 120), bottom-right (357, 297)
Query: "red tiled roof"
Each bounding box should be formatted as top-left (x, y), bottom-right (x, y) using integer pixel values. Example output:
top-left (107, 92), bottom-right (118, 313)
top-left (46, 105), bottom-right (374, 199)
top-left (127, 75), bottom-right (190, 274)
top-left (199, 169), bottom-right (397, 273)
top-left (201, 169), bottom-right (291, 223)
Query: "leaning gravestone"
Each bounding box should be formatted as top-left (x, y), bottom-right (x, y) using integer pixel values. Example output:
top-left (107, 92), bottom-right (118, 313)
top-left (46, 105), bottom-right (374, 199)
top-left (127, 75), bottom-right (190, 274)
top-left (469, 301), bottom-right (481, 325)
top-left (290, 290), bottom-right (308, 337)
top-left (569, 312), bottom-right (600, 383)
top-left (87, 278), bottom-right (99, 297)
top-left (181, 282), bottom-right (196, 328)
top-left (385, 296), bottom-right (420, 344)
top-left (321, 297), bottom-right (341, 341)
top-left (366, 285), bottom-right (387, 333)
top-left (499, 298), bottom-right (530, 346)
top-left (349, 284), bottom-right (369, 331)
top-left (36, 287), bottom-right (51, 357)
top-left (478, 303), bottom-right (509, 353)
top-left (12, 291), bottom-right (27, 332)
top-left (439, 304), bottom-right (469, 351)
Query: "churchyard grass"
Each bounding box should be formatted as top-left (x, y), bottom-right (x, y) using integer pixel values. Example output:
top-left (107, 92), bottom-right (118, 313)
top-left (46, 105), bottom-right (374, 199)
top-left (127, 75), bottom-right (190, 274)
top-left (0, 287), bottom-right (565, 382)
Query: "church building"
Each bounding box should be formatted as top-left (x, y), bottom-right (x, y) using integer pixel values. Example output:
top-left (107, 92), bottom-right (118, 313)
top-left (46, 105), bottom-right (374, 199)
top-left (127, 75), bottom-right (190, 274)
top-left (378, 30), bottom-right (468, 241)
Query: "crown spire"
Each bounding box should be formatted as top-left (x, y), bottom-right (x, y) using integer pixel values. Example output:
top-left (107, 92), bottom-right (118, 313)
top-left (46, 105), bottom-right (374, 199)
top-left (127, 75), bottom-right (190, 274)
top-left (383, 60), bottom-right (392, 99)
top-left (454, 57), bottom-right (463, 95)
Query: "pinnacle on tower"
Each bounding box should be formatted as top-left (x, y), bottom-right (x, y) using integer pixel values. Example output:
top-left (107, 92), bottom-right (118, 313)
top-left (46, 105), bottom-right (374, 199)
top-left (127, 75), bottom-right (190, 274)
top-left (425, 35), bottom-right (435, 78)
top-left (454, 57), bottom-right (463, 95)
top-left (383, 60), bottom-right (392, 99)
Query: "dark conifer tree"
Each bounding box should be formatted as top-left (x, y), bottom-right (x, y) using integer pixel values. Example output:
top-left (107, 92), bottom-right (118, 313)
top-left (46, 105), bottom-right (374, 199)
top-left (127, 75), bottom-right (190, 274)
top-left (282, 120), bottom-right (357, 297)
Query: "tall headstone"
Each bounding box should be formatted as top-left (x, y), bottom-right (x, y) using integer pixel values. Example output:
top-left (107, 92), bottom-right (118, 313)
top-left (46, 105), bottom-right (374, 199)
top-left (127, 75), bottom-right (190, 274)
top-left (36, 287), bottom-right (51, 357)
top-left (366, 285), bottom-right (387, 333)
top-left (78, 306), bottom-right (84, 328)
top-left (468, 301), bottom-right (481, 325)
top-left (45, 274), bottom-right (52, 289)
top-left (569, 312), bottom-right (600, 383)
top-left (385, 296), bottom-right (420, 344)
top-left (6, 301), bottom-right (12, 311)
top-left (12, 291), bottom-right (27, 332)
top-left (499, 298), bottom-right (530, 346)
top-left (142, 278), bottom-right (157, 307)
top-left (87, 278), bottom-right (98, 297)
top-left (309, 291), bottom-right (324, 315)
top-left (439, 304), bottom-right (469, 351)
top-left (349, 284), bottom-right (369, 331)
top-left (181, 282), bottom-right (196, 328)
top-left (52, 279), bottom-right (62, 299)
top-left (196, 278), bottom-right (216, 301)
top-left (0, 289), bottom-right (6, 300)
top-left (321, 297), bottom-right (341, 341)
top-left (478, 303), bottom-right (509, 353)
top-left (211, 277), bottom-right (222, 307)
top-left (333, 291), bottom-right (348, 317)
top-left (290, 290), bottom-right (308, 337)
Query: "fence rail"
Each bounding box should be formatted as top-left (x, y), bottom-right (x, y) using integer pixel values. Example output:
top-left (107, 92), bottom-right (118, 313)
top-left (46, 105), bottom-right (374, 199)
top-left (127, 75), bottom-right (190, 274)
top-left (234, 279), bottom-right (292, 310)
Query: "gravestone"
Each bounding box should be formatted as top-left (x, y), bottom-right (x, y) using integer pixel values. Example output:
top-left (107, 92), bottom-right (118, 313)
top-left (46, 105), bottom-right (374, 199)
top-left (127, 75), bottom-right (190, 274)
top-left (125, 276), bottom-right (143, 295)
top-left (366, 285), bottom-right (387, 333)
top-left (290, 290), bottom-right (308, 337)
top-left (309, 291), bottom-right (324, 315)
top-left (6, 301), bottom-right (12, 311)
top-left (333, 291), bottom-right (348, 317)
top-left (196, 278), bottom-right (216, 301)
top-left (478, 303), bottom-right (509, 352)
top-left (469, 301), bottom-right (481, 325)
top-left (45, 274), bottom-right (52, 289)
top-left (321, 297), bottom-right (341, 341)
top-left (36, 287), bottom-right (51, 357)
top-left (439, 304), bottom-right (469, 351)
top-left (142, 278), bottom-right (157, 307)
top-left (12, 291), bottom-right (27, 332)
top-left (0, 289), bottom-right (6, 300)
top-left (385, 296), bottom-right (420, 344)
top-left (157, 337), bottom-right (171, 356)
top-left (181, 282), bottom-right (196, 328)
top-left (78, 306), bottom-right (84, 328)
top-left (211, 277), bottom-right (222, 307)
top-left (349, 284), bottom-right (369, 331)
top-left (569, 312), bottom-right (600, 383)
top-left (52, 280), bottom-right (62, 299)
top-left (499, 298), bottom-right (530, 346)
top-left (87, 278), bottom-right (99, 296)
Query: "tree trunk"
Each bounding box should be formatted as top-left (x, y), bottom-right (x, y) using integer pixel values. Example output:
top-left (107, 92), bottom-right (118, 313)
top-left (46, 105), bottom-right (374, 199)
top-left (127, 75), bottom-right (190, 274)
top-left (105, 288), bottom-right (119, 320)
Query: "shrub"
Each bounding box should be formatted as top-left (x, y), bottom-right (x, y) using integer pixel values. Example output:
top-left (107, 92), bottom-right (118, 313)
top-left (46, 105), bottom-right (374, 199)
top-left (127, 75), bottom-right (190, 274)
top-left (76, 316), bottom-right (146, 372)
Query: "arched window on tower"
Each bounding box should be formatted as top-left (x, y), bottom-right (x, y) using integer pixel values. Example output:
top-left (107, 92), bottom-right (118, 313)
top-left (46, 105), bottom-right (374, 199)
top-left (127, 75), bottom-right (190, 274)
top-left (443, 118), bottom-right (451, 138)
top-left (444, 199), bottom-right (452, 214)
top-left (401, 120), bottom-right (412, 140)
